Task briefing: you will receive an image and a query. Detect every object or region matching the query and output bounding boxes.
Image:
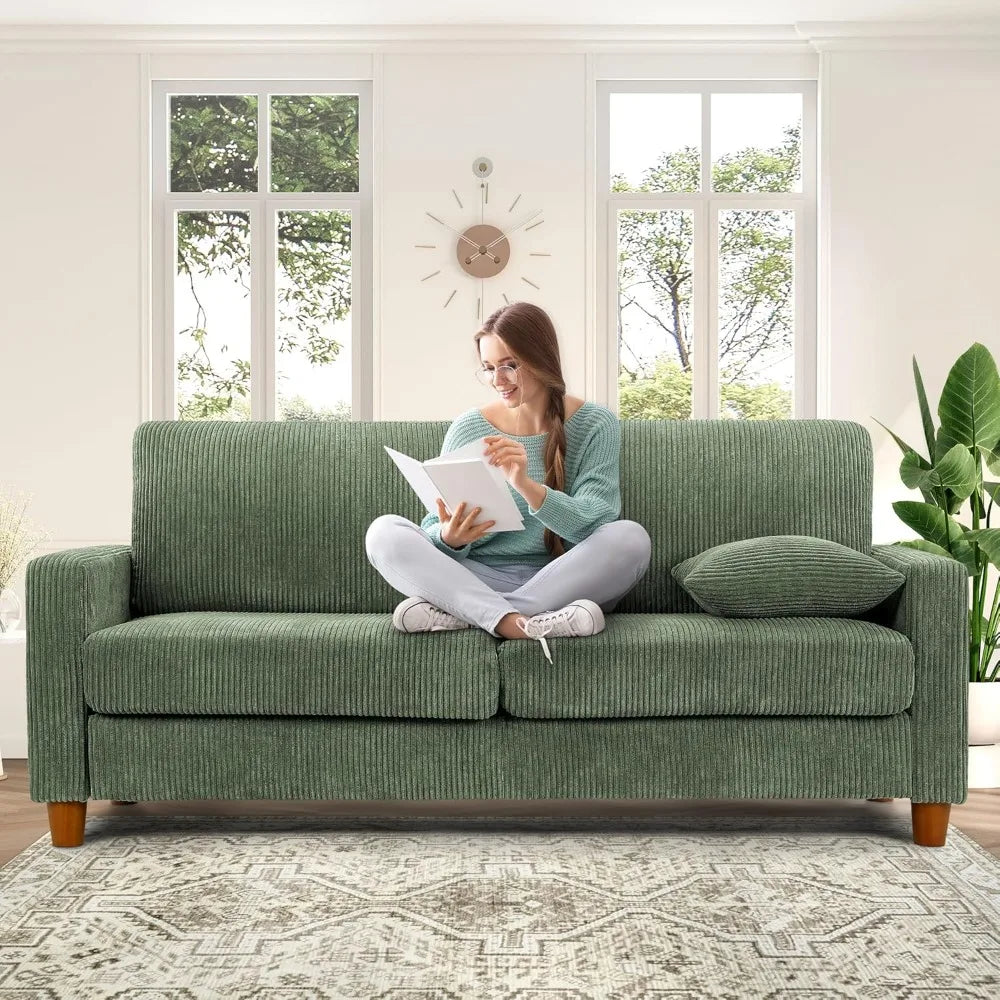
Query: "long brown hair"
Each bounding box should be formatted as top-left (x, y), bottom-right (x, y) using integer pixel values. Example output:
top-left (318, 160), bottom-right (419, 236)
top-left (475, 301), bottom-right (568, 559)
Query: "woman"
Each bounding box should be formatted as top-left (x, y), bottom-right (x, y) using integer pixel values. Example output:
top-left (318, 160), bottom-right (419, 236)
top-left (365, 301), bottom-right (651, 664)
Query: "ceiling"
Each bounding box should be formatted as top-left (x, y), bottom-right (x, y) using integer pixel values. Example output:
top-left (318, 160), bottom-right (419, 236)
top-left (1, 0), bottom-right (999, 26)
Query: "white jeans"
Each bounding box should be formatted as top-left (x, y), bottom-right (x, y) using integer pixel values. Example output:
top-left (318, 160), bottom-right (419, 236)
top-left (365, 515), bottom-right (652, 637)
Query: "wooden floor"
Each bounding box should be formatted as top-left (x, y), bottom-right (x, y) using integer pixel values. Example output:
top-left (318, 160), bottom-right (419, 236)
top-left (2, 758), bottom-right (999, 868)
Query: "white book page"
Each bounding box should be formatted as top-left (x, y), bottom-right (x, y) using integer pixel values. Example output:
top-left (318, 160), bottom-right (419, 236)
top-left (423, 459), bottom-right (525, 532)
top-left (383, 447), bottom-right (441, 513)
top-left (383, 441), bottom-right (526, 532)
top-left (426, 435), bottom-right (514, 498)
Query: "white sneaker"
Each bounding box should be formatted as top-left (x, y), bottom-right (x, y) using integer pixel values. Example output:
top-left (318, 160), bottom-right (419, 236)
top-left (392, 596), bottom-right (471, 633)
top-left (515, 599), bottom-right (605, 664)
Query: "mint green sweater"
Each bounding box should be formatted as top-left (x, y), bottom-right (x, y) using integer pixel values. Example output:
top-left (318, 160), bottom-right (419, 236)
top-left (420, 400), bottom-right (622, 567)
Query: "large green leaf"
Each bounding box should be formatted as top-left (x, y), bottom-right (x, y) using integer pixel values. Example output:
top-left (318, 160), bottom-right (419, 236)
top-left (963, 528), bottom-right (1000, 568)
top-left (935, 444), bottom-right (978, 500)
top-left (899, 444), bottom-right (976, 499)
top-left (892, 500), bottom-right (978, 574)
top-left (873, 418), bottom-right (940, 507)
top-left (896, 538), bottom-right (955, 558)
top-left (984, 481), bottom-right (1000, 506)
top-left (912, 355), bottom-right (938, 466)
top-left (937, 342), bottom-right (1000, 450)
top-left (982, 444), bottom-right (1000, 477)
top-left (900, 450), bottom-right (935, 489)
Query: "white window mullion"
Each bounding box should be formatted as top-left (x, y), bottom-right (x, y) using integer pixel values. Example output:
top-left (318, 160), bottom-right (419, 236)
top-left (163, 203), bottom-right (175, 420)
top-left (356, 79), bottom-right (373, 421)
top-left (800, 79), bottom-right (818, 419)
top-left (794, 205), bottom-right (805, 419)
top-left (606, 199), bottom-right (618, 407)
top-left (705, 200), bottom-right (717, 420)
top-left (259, 95), bottom-right (272, 421)
top-left (350, 201), bottom-right (363, 421)
top-left (700, 88), bottom-right (713, 420)
top-left (247, 205), bottom-right (262, 421)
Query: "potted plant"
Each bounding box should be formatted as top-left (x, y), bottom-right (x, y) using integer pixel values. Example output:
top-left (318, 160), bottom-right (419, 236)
top-left (875, 342), bottom-right (1000, 759)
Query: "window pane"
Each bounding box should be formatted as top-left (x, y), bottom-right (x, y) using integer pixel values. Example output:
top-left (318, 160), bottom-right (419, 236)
top-left (617, 209), bottom-right (695, 420)
top-left (717, 209), bottom-right (794, 419)
top-left (610, 93), bottom-right (700, 193)
top-left (711, 93), bottom-right (802, 194)
top-left (175, 211), bottom-right (252, 421)
top-left (275, 210), bottom-right (353, 421)
top-left (170, 95), bottom-right (258, 193)
top-left (270, 95), bottom-right (359, 193)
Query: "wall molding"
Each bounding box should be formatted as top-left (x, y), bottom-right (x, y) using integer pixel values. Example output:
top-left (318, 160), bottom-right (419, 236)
top-left (796, 19), bottom-right (1000, 50)
top-left (0, 18), bottom-right (1000, 54)
top-left (0, 23), bottom-right (808, 46)
top-left (2, 20), bottom-right (998, 53)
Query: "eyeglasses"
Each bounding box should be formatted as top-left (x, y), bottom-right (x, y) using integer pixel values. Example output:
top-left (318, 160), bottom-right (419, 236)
top-left (475, 364), bottom-right (520, 386)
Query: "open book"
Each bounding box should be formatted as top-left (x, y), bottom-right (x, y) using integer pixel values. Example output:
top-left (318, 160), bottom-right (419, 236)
top-left (384, 435), bottom-right (526, 532)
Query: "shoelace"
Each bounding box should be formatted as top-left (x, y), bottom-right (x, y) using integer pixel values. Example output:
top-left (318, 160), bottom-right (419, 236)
top-left (516, 615), bottom-right (553, 662)
top-left (427, 604), bottom-right (465, 631)
top-left (514, 605), bottom-right (582, 664)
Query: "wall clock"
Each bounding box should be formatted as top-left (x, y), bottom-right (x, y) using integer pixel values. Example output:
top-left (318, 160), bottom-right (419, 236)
top-left (415, 156), bottom-right (551, 321)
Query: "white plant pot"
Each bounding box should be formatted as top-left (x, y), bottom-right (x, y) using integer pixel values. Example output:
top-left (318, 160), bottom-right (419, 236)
top-left (969, 681), bottom-right (1000, 746)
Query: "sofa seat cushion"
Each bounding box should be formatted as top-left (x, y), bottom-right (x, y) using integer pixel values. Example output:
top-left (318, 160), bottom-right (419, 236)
top-left (83, 612), bottom-right (500, 720)
top-left (498, 613), bottom-right (913, 719)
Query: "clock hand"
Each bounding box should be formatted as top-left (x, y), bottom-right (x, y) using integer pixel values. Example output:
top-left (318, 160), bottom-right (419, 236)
top-left (483, 210), bottom-right (543, 251)
top-left (426, 211), bottom-right (499, 264)
top-left (426, 212), bottom-right (480, 253)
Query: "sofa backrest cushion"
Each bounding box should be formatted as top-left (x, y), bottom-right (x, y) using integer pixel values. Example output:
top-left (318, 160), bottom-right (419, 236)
top-left (131, 417), bottom-right (872, 616)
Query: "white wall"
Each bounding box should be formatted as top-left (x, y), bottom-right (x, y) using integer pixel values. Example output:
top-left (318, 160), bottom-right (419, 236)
top-left (822, 47), bottom-right (1000, 544)
top-left (0, 53), bottom-right (142, 757)
top-left (380, 52), bottom-right (586, 418)
top-left (1, 53), bottom-right (141, 544)
top-left (1, 31), bottom-right (999, 753)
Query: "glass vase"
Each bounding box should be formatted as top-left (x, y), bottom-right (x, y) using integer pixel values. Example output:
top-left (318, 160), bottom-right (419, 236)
top-left (0, 587), bottom-right (23, 634)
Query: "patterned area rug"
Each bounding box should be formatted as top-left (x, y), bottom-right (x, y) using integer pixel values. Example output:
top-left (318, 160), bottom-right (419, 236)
top-left (1, 810), bottom-right (999, 999)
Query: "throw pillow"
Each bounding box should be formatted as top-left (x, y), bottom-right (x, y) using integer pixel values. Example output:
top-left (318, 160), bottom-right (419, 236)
top-left (670, 534), bottom-right (906, 617)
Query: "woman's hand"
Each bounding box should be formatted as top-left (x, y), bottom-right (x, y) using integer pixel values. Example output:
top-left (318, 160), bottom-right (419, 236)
top-left (437, 497), bottom-right (496, 549)
top-left (483, 435), bottom-right (529, 488)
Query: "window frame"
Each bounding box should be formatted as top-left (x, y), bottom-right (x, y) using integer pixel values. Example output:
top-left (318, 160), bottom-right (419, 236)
top-left (596, 79), bottom-right (817, 419)
top-left (150, 79), bottom-right (373, 421)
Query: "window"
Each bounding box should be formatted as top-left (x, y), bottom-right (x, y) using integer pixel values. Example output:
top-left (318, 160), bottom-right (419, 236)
top-left (598, 81), bottom-right (817, 420)
top-left (151, 81), bottom-right (372, 421)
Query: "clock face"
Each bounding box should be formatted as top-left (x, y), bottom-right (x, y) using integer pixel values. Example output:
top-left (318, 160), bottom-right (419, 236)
top-left (418, 167), bottom-right (550, 319)
top-left (458, 224), bottom-right (510, 278)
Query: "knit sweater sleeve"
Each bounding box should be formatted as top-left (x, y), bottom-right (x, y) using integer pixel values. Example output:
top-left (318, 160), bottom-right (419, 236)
top-left (525, 407), bottom-right (621, 544)
top-left (418, 413), bottom-right (479, 562)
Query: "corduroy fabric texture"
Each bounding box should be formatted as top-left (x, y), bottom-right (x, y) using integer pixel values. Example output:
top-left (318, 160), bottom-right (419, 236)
top-left (866, 544), bottom-right (970, 804)
top-left (498, 613), bottom-right (914, 719)
top-left (420, 402), bottom-right (620, 564)
top-left (85, 714), bottom-right (912, 802)
top-left (79, 611), bottom-right (914, 721)
top-left (129, 418), bottom-right (873, 617)
top-left (671, 534), bottom-right (907, 617)
top-left (24, 417), bottom-right (968, 807)
top-left (82, 611), bottom-right (499, 719)
top-left (25, 545), bottom-right (132, 803)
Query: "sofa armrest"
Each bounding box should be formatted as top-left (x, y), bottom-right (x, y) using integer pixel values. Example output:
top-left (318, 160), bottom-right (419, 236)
top-left (26, 544), bottom-right (132, 802)
top-left (869, 543), bottom-right (969, 803)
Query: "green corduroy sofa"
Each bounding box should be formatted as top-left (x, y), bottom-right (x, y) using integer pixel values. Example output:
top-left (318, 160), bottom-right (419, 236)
top-left (26, 417), bottom-right (968, 849)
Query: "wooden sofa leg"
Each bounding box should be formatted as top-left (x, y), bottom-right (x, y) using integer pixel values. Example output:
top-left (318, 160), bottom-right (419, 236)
top-left (912, 801), bottom-right (951, 847)
top-left (47, 801), bottom-right (87, 848)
